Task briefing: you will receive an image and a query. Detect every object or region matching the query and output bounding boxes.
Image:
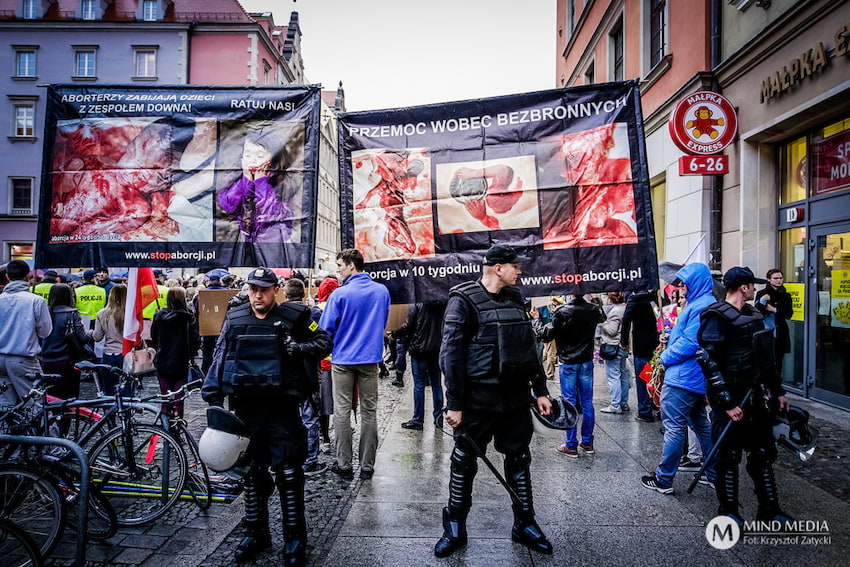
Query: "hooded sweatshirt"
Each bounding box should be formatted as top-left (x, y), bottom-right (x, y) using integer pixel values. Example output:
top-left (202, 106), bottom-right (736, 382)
top-left (0, 280), bottom-right (52, 356)
top-left (659, 263), bottom-right (716, 394)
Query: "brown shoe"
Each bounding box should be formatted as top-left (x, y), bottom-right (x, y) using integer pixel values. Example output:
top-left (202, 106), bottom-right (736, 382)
top-left (555, 445), bottom-right (579, 458)
top-left (579, 443), bottom-right (595, 454)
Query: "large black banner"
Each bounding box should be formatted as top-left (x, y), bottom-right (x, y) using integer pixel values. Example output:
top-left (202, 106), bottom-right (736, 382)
top-left (37, 85), bottom-right (321, 269)
top-left (338, 81), bottom-right (658, 303)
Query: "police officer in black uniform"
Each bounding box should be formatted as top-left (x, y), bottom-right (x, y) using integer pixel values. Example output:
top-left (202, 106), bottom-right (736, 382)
top-left (435, 244), bottom-right (553, 558)
top-left (697, 266), bottom-right (792, 524)
top-left (202, 267), bottom-right (332, 566)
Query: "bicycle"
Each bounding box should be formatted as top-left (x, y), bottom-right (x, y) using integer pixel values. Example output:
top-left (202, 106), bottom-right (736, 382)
top-left (0, 517), bottom-right (44, 567)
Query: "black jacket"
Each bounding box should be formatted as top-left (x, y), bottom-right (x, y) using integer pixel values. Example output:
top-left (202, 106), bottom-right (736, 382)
top-left (621, 292), bottom-right (660, 359)
top-left (393, 302), bottom-right (446, 357)
top-left (41, 306), bottom-right (91, 360)
top-left (539, 297), bottom-right (605, 364)
top-left (755, 284), bottom-right (792, 354)
top-left (150, 309), bottom-right (199, 376)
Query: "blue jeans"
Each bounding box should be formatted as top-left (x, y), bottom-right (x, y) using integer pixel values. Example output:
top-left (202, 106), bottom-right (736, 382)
top-left (300, 397), bottom-right (321, 468)
top-left (633, 356), bottom-right (654, 418)
top-left (604, 347), bottom-right (631, 407)
top-left (410, 354), bottom-right (443, 425)
top-left (655, 385), bottom-right (715, 486)
top-left (559, 362), bottom-right (594, 449)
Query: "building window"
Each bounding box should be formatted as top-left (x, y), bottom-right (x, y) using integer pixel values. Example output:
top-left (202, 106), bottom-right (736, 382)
top-left (610, 20), bottom-right (624, 82)
top-left (263, 61), bottom-right (271, 85)
top-left (74, 49), bottom-right (97, 77)
top-left (134, 49), bottom-right (157, 78)
top-left (81, 0), bottom-right (97, 20)
top-left (8, 243), bottom-right (34, 262)
top-left (142, 0), bottom-right (157, 21)
top-left (649, 0), bottom-right (667, 68)
top-left (23, 0), bottom-right (39, 19)
top-left (15, 50), bottom-right (36, 77)
top-left (565, 0), bottom-right (575, 41)
top-left (10, 178), bottom-right (33, 214)
top-left (584, 62), bottom-right (594, 85)
top-left (12, 102), bottom-right (35, 137)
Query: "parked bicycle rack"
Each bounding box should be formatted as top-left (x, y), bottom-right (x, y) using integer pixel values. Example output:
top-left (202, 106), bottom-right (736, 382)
top-left (0, 434), bottom-right (89, 567)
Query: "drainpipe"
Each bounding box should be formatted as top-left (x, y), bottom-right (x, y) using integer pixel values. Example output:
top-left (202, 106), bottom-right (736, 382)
top-left (186, 22), bottom-right (197, 84)
top-left (709, 0), bottom-right (722, 270)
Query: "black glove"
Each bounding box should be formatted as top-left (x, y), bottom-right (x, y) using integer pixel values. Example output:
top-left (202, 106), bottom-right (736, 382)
top-left (283, 336), bottom-right (302, 358)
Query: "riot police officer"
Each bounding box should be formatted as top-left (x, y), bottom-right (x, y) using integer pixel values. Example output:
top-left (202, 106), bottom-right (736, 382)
top-left (698, 266), bottom-right (792, 524)
top-left (202, 267), bottom-right (332, 566)
top-left (436, 244), bottom-right (553, 558)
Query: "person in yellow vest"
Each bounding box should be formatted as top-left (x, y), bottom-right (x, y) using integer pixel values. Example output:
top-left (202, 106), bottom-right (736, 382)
top-left (75, 269), bottom-right (107, 328)
top-left (33, 269), bottom-right (59, 302)
top-left (142, 270), bottom-right (171, 321)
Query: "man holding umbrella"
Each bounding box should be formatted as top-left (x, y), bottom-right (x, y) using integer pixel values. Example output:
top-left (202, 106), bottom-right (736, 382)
top-left (435, 244), bottom-right (553, 558)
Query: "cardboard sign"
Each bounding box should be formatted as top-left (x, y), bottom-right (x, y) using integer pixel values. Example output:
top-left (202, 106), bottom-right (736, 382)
top-left (197, 288), bottom-right (297, 336)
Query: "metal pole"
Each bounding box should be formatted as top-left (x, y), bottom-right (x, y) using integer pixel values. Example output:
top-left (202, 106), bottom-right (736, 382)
top-left (0, 435), bottom-right (89, 566)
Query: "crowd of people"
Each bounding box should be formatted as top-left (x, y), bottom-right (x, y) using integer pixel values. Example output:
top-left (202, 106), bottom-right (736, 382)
top-left (0, 250), bottom-right (800, 564)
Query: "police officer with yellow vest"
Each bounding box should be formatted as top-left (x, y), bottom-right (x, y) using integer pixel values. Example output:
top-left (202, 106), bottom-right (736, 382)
top-left (32, 269), bottom-right (59, 301)
top-left (75, 269), bottom-right (107, 327)
top-left (202, 267), bottom-right (332, 566)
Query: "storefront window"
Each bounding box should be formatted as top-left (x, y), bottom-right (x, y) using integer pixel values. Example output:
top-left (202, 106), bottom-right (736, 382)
top-left (815, 230), bottom-right (850, 397)
top-left (651, 180), bottom-right (666, 263)
top-left (778, 228), bottom-right (805, 390)
top-left (811, 118), bottom-right (850, 197)
top-left (780, 136), bottom-right (807, 204)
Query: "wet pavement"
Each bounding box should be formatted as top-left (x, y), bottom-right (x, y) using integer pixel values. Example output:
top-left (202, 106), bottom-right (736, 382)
top-left (45, 363), bottom-right (850, 566)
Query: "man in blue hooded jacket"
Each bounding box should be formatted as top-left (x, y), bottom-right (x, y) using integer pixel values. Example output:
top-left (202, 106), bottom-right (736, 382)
top-left (641, 262), bottom-right (716, 493)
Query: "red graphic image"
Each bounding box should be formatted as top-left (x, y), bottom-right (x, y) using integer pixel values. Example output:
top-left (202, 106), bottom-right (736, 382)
top-left (686, 106), bottom-right (725, 140)
top-left (540, 123), bottom-right (638, 249)
top-left (352, 148), bottom-right (435, 262)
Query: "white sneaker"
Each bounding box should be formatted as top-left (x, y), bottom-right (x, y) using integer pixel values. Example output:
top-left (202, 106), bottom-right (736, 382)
top-left (320, 442), bottom-right (332, 454)
top-left (600, 405), bottom-right (622, 414)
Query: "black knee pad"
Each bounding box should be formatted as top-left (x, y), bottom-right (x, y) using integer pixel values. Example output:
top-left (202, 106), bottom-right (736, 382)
top-left (716, 445), bottom-right (742, 468)
top-left (747, 444), bottom-right (777, 469)
top-left (504, 449), bottom-right (532, 473)
top-left (450, 446), bottom-right (478, 475)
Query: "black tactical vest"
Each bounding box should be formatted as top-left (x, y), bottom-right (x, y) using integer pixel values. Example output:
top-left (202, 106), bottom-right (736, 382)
top-left (699, 301), bottom-right (774, 386)
top-left (220, 302), bottom-right (309, 399)
top-left (451, 281), bottom-right (538, 387)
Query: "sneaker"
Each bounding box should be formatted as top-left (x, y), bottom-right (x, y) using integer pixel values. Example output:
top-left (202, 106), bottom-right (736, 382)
top-left (621, 404), bottom-right (631, 412)
top-left (360, 469), bottom-right (374, 480)
top-left (600, 405), bottom-right (622, 414)
top-left (401, 420), bottom-right (423, 430)
top-left (320, 442), bottom-right (332, 454)
top-left (640, 474), bottom-right (673, 494)
top-left (678, 457), bottom-right (703, 472)
top-left (391, 379), bottom-right (404, 387)
top-left (579, 443), bottom-right (594, 454)
top-left (556, 445), bottom-right (579, 457)
top-left (303, 462), bottom-right (328, 476)
top-left (697, 478), bottom-right (715, 489)
top-left (330, 463), bottom-right (354, 481)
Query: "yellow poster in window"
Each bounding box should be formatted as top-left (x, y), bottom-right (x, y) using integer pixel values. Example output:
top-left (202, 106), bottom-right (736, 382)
top-left (831, 270), bottom-right (850, 328)
top-left (785, 283), bottom-right (805, 322)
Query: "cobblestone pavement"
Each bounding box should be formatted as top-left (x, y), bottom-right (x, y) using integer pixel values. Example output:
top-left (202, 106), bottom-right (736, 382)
top-left (45, 368), bottom-right (409, 566)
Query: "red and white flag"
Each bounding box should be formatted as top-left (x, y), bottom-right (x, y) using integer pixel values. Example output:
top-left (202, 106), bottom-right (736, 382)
top-left (122, 267), bottom-right (159, 355)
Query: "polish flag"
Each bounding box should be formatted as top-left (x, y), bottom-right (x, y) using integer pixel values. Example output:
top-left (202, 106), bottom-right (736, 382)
top-left (122, 267), bottom-right (159, 355)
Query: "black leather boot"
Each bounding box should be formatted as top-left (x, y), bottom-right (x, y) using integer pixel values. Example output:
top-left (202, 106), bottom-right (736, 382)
top-left (506, 450), bottom-right (553, 555)
top-left (234, 474), bottom-right (271, 562)
top-left (277, 466), bottom-right (307, 567)
top-left (748, 457), bottom-right (793, 525)
top-left (434, 446), bottom-right (476, 557)
top-left (715, 463), bottom-right (743, 524)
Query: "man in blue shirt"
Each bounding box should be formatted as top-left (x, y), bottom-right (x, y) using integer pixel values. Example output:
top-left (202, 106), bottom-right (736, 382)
top-left (319, 249), bottom-right (390, 480)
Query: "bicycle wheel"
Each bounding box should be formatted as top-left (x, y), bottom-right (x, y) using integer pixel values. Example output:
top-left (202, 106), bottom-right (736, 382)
top-left (177, 425), bottom-right (212, 510)
top-left (58, 407), bottom-right (109, 452)
top-left (63, 482), bottom-right (118, 541)
top-left (0, 465), bottom-right (65, 559)
top-left (0, 517), bottom-right (44, 567)
top-left (88, 423), bottom-right (187, 526)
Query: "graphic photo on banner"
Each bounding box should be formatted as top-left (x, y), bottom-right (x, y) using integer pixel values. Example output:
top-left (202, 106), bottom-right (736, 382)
top-left (435, 156), bottom-right (539, 234)
top-left (37, 85), bottom-right (321, 268)
top-left (352, 148), bottom-right (435, 262)
top-left (338, 82), bottom-right (659, 303)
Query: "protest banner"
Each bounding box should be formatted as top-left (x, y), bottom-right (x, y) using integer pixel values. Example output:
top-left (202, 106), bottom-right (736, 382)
top-left (37, 85), bottom-right (321, 269)
top-left (338, 81), bottom-right (659, 302)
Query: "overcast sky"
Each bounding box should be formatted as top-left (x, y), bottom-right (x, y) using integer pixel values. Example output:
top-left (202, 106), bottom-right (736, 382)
top-left (238, 0), bottom-right (556, 112)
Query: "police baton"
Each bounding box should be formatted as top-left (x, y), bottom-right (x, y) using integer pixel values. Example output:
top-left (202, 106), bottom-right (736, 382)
top-left (686, 388), bottom-right (752, 494)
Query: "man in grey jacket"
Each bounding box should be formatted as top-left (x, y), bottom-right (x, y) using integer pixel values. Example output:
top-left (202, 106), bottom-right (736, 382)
top-left (0, 260), bottom-right (52, 407)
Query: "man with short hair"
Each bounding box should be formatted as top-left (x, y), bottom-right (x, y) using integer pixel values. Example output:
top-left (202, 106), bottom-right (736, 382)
top-left (32, 269), bottom-right (58, 301)
top-left (641, 263), bottom-right (716, 494)
top-left (319, 248), bottom-right (390, 481)
top-left (0, 260), bottom-right (52, 407)
top-left (203, 267), bottom-right (331, 566)
top-left (95, 267), bottom-right (114, 299)
top-left (539, 293), bottom-right (605, 457)
top-left (698, 267), bottom-right (792, 524)
top-left (435, 244), bottom-right (553, 558)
